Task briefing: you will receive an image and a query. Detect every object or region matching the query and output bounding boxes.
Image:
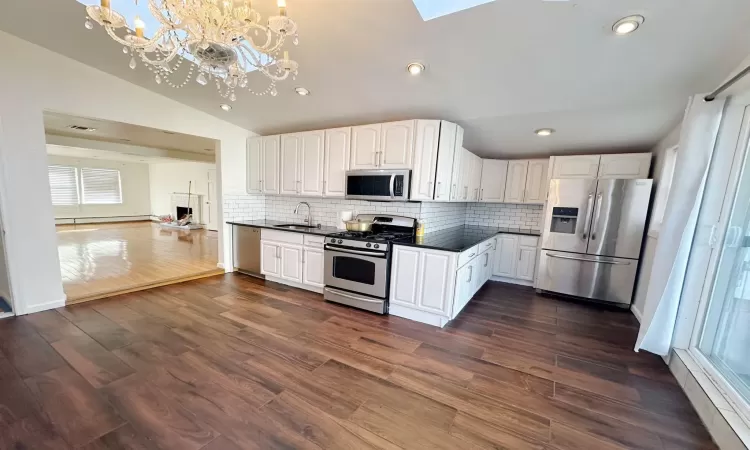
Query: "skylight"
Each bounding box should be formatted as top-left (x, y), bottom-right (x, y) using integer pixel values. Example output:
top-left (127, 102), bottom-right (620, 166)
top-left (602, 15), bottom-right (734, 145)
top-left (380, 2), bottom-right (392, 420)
top-left (411, 0), bottom-right (495, 21)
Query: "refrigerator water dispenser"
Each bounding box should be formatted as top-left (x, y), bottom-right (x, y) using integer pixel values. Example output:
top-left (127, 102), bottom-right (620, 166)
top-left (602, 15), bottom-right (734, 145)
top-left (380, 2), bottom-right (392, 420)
top-left (550, 207), bottom-right (579, 234)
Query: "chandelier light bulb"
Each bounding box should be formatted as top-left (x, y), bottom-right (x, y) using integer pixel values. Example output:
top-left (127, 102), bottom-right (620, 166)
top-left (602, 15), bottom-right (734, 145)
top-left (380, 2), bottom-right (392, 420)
top-left (230, 92), bottom-right (237, 102)
top-left (85, 18), bottom-right (94, 29)
top-left (196, 72), bottom-right (208, 85)
top-left (155, 74), bottom-right (162, 84)
top-left (122, 46), bottom-right (128, 54)
top-left (129, 56), bottom-right (136, 69)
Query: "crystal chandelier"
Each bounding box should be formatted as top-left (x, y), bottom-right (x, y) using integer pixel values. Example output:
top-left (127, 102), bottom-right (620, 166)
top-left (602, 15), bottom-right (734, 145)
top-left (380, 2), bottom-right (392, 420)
top-left (83, 0), bottom-right (299, 101)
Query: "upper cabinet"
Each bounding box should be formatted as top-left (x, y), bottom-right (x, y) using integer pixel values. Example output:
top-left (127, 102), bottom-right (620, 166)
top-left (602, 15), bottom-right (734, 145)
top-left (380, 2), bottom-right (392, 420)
top-left (279, 131), bottom-right (324, 197)
top-left (350, 124), bottom-right (381, 170)
top-left (433, 121), bottom-right (459, 201)
top-left (380, 120), bottom-right (415, 169)
top-left (411, 120), bottom-right (441, 200)
top-left (598, 153), bottom-right (652, 179)
top-left (323, 127), bottom-right (351, 197)
top-left (247, 135), bottom-right (280, 195)
top-left (504, 160), bottom-right (528, 203)
top-left (550, 153), bottom-right (650, 180)
top-left (479, 160), bottom-right (508, 202)
top-left (524, 159), bottom-right (549, 204)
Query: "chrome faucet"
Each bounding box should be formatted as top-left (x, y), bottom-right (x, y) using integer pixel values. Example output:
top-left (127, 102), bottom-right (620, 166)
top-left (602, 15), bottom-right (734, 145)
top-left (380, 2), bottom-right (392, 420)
top-left (294, 201), bottom-right (312, 226)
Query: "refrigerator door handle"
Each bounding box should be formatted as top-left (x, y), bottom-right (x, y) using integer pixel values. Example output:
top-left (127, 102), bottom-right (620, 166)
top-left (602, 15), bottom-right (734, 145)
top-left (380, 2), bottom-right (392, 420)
top-left (582, 193), bottom-right (594, 240)
top-left (546, 252), bottom-right (631, 265)
top-left (591, 193), bottom-right (603, 241)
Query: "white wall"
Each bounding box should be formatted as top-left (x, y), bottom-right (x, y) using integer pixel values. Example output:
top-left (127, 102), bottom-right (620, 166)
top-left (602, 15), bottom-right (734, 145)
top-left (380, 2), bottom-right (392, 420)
top-left (149, 161), bottom-right (216, 218)
top-left (0, 202), bottom-right (11, 310)
top-left (48, 155), bottom-right (151, 221)
top-left (0, 30), bottom-right (251, 314)
top-left (632, 123), bottom-right (682, 321)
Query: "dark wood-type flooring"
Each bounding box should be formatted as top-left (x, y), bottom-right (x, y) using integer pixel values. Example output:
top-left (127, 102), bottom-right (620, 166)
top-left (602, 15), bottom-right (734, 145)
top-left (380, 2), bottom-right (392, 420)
top-left (0, 273), bottom-right (715, 449)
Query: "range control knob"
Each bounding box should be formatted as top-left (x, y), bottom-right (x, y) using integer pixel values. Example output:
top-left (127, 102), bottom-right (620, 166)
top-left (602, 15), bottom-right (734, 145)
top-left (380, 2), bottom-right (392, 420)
top-left (373, 244), bottom-right (380, 249)
top-left (337, 239), bottom-right (343, 244)
top-left (366, 243), bottom-right (372, 248)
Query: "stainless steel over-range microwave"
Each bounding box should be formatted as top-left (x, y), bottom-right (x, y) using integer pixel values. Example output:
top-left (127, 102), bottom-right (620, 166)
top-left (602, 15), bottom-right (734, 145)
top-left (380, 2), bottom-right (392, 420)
top-left (345, 170), bottom-right (411, 202)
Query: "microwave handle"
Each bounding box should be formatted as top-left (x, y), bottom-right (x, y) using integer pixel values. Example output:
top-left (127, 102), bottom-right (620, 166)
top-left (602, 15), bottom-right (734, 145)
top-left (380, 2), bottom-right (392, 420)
top-left (390, 174), bottom-right (396, 198)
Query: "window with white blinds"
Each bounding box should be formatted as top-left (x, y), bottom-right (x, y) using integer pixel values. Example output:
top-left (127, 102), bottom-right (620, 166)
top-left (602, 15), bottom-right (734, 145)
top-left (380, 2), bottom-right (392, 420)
top-left (81, 168), bottom-right (122, 204)
top-left (48, 165), bottom-right (79, 206)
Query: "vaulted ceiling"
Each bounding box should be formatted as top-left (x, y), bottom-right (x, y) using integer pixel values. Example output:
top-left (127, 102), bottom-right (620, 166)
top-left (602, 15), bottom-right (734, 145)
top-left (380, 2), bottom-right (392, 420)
top-left (2, 0), bottom-right (750, 157)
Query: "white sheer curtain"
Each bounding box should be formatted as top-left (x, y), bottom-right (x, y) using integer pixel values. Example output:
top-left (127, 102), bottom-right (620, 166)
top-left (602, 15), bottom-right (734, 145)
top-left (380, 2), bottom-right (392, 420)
top-left (635, 95), bottom-right (726, 355)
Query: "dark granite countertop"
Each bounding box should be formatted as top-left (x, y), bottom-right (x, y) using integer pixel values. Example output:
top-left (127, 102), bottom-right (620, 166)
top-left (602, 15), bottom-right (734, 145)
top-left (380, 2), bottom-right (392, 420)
top-left (227, 220), bottom-right (340, 236)
top-left (395, 226), bottom-right (541, 253)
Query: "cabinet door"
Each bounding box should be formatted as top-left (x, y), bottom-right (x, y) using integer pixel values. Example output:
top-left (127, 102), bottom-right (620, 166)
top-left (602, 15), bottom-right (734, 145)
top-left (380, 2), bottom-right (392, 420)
top-left (411, 120), bottom-right (441, 200)
top-left (280, 134), bottom-right (300, 195)
top-left (380, 120), bottom-right (415, 169)
top-left (480, 160), bottom-right (508, 202)
top-left (416, 250), bottom-right (455, 315)
top-left (300, 131), bottom-right (325, 196)
top-left (524, 159), bottom-right (549, 204)
top-left (247, 136), bottom-right (263, 193)
top-left (550, 155), bottom-right (601, 179)
top-left (350, 124), bottom-right (381, 170)
top-left (453, 260), bottom-right (476, 319)
top-left (280, 244), bottom-right (303, 283)
top-left (390, 246), bottom-right (420, 307)
top-left (516, 245), bottom-right (537, 281)
top-left (450, 147), bottom-right (465, 201)
top-left (493, 234), bottom-right (518, 277)
top-left (302, 247), bottom-right (325, 287)
top-left (323, 127), bottom-right (351, 197)
top-left (470, 154), bottom-right (483, 201)
top-left (504, 160), bottom-right (529, 203)
top-left (261, 135), bottom-right (280, 194)
top-left (260, 241), bottom-right (280, 277)
top-left (598, 153), bottom-right (651, 179)
top-left (434, 121), bottom-right (457, 201)
top-left (470, 257), bottom-right (484, 297)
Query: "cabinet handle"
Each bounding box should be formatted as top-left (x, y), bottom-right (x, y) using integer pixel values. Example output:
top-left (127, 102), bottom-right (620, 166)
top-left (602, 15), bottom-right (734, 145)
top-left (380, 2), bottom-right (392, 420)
top-left (297, 180), bottom-right (301, 193)
top-left (468, 253), bottom-right (476, 258)
top-left (480, 189), bottom-right (483, 201)
top-left (468, 266), bottom-right (473, 282)
top-left (437, 181), bottom-right (442, 195)
top-left (302, 250), bottom-right (305, 264)
top-left (464, 186), bottom-right (468, 199)
top-left (485, 253), bottom-right (489, 267)
top-left (452, 183), bottom-right (456, 199)
top-left (519, 251), bottom-right (522, 261)
top-left (276, 246), bottom-right (281, 258)
top-left (377, 151), bottom-right (382, 167)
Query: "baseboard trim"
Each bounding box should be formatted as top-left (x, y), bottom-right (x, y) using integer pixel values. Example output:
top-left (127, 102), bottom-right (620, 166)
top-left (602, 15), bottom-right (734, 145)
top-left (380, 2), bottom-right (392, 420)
top-left (489, 275), bottom-right (535, 287)
top-left (65, 269), bottom-right (225, 305)
top-left (23, 296), bottom-right (67, 315)
top-left (264, 275), bottom-right (323, 294)
top-left (389, 304), bottom-right (450, 328)
top-left (631, 304), bottom-right (643, 323)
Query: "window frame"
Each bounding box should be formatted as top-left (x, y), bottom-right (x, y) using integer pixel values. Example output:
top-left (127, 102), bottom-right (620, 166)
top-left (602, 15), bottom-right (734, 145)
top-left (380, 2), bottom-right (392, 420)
top-left (80, 167), bottom-right (123, 205)
top-left (47, 165), bottom-right (80, 207)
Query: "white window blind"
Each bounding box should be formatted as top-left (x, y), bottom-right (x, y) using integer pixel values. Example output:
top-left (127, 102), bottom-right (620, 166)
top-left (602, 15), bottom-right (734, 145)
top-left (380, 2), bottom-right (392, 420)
top-left (81, 168), bottom-right (122, 204)
top-left (48, 165), bottom-right (79, 206)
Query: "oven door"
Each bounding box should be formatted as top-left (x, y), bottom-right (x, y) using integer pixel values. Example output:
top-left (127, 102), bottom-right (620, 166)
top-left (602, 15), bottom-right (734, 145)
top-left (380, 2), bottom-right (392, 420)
top-left (324, 245), bottom-right (388, 298)
top-left (346, 170), bottom-right (410, 201)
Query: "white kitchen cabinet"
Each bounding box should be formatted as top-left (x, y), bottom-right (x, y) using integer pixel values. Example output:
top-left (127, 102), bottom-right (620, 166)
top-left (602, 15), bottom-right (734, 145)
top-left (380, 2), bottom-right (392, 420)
top-left (493, 234), bottom-right (519, 277)
top-left (472, 154), bottom-right (484, 202)
top-left (598, 153), bottom-right (651, 179)
top-left (299, 131), bottom-right (325, 196)
top-left (479, 160), bottom-right (508, 202)
top-left (504, 160), bottom-right (528, 203)
top-left (516, 244), bottom-right (537, 281)
top-left (550, 155), bottom-right (601, 179)
top-left (323, 127), bottom-right (351, 197)
top-left (450, 147), bottom-right (466, 201)
top-left (390, 246), bottom-right (421, 308)
top-left (246, 136), bottom-right (263, 193)
top-left (411, 120), bottom-right (441, 200)
top-left (280, 245), bottom-right (303, 283)
top-left (524, 159), bottom-right (549, 204)
top-left (416, 250), bottom-right (456, 314)
top-left (458, 150), bottom-right (481, 201)
top-left (380, 120), bottom-right (415, 169)
top-left (261, 135), bottom-right (280, 194)
top-left (260, 241), bottom-right (281, 277)
top-left (350, 124), bottom-right (381, 170)
top-left (302, 247), bottom-right (325, 288)
top-left (434, 122), bottom-right (460, 201)
top-left (479, 245), bottom-right (495, 285)
top-left (280, 134), bottom-right (301, 195)
top-left (453, 258), bottom-right (477, 319)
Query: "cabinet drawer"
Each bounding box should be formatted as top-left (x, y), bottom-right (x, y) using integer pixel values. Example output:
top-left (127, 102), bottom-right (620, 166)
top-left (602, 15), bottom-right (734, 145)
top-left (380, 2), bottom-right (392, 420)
top-left (261, 229), bottom-right (304, 245)
top-left (518, 236), bottom-right (539, 247)
top-left (303, 235), bottom-right (325, 248)
top-left (478, 238), bottom-right (496, 254)
top-left (458, 245), bottom-right (479, 268)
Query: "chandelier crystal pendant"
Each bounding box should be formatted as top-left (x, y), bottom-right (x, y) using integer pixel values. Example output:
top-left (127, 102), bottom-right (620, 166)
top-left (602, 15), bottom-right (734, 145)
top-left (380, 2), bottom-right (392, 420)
top-left (84, 0), bottom-right (299, 101)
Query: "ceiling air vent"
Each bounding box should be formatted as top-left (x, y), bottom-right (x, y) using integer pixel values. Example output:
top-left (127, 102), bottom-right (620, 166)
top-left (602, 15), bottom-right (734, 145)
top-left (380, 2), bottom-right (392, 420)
top-left (67, 125), bottom-right (97, 131)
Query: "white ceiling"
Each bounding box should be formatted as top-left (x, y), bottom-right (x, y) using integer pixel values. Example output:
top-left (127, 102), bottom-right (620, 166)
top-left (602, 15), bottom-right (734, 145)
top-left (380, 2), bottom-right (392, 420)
top-left (4, 1), bottom-right (750, 157)
top-left (43, 111), bottom-right (217, 154)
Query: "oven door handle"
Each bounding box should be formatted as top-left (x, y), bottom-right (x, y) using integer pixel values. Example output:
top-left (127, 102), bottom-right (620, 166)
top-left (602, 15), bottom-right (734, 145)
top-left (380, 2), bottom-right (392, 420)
top-left (325, 245), bottom-right (387, 257)
top-left (389, 174), bottom-right (396, 199)
top-left (324, 287), bottom-right (384, 304)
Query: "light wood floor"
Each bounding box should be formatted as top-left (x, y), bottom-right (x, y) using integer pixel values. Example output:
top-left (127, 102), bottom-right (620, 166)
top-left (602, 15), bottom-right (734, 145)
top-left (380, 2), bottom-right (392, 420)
top-left (57, 222), bottom-right (222, 303)
top-left (0, 274), bottom-right (715, 449)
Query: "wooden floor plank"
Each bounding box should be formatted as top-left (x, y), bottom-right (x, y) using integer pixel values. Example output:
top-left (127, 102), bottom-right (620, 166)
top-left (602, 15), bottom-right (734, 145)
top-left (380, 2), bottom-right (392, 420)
top-left (0, 274), bottom-right (716, 450)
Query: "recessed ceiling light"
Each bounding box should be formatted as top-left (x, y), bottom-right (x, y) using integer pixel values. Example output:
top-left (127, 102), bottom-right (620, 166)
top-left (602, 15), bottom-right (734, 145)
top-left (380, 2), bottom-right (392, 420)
top-left (220, 104), bottom-right (232, 111)
top-left (407, 62), bottom-right (425, 75)
top-left (295, 87), bottom-right (310, 96)
top-left (535, 128), bottom-right (555, 136)
top-left (612, 15), bottom-right (644, 35)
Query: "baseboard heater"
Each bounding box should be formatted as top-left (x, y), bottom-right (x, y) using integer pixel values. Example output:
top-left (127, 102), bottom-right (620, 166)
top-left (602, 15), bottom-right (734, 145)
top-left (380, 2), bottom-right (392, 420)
top-left (55, 215), bottom-right (152, 225)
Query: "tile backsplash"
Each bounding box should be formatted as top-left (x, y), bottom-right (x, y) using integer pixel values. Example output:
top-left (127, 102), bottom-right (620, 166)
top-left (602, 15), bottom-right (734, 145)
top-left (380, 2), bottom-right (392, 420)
top-left (224, 195), bottom-right (543, 232)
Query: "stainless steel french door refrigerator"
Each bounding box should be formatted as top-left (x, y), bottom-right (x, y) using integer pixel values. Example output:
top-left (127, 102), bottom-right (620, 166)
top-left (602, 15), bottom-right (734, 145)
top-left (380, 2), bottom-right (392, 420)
top-left (537, 178), bottom-right (653, 305)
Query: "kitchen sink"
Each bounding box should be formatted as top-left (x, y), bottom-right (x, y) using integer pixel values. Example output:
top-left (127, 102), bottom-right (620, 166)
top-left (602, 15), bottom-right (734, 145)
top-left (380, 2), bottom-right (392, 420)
top-left (273, 223), bottom-right (319, 230)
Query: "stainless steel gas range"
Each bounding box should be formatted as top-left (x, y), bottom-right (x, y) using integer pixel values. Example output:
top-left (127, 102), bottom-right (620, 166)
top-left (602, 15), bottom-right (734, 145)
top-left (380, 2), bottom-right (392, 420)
top-left (323, 215), bottom-right (417, 314)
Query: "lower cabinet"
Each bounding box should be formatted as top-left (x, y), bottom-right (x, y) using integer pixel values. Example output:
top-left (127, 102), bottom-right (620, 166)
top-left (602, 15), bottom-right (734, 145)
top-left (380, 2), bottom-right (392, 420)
top-left (260, 229), bottom-right (324, 292)
top-left (492, 234), bottom-right (539, 285)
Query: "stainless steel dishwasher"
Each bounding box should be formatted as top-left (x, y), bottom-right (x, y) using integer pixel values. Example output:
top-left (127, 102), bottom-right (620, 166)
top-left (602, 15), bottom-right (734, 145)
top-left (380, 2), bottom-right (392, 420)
top-left (233, 225), bottom-right (263, 277)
